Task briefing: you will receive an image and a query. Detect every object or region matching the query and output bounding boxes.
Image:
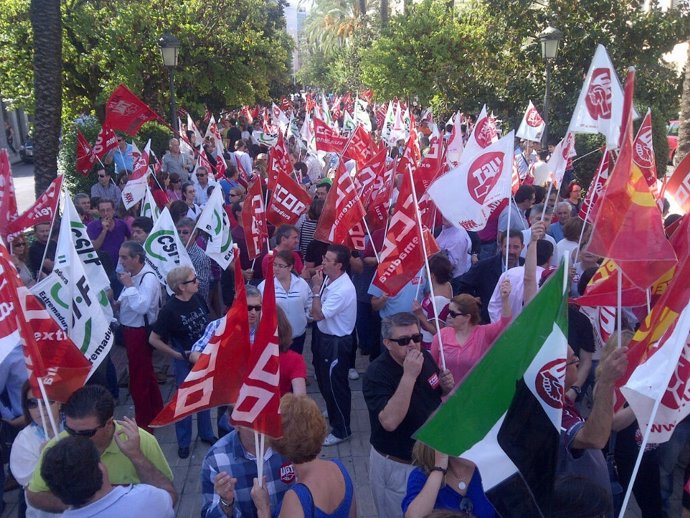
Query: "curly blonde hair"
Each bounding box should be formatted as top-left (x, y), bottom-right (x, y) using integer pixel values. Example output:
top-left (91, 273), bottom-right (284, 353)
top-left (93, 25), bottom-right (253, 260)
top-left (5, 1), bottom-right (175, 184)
top-left (270, 394), bottom-right (327, 464)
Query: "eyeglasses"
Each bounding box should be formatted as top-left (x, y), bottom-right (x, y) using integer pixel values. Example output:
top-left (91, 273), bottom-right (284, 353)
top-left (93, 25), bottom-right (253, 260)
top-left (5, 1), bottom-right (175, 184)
top-left (230, 193), bottom-right (241, 197)
top-left (13, 242), bottom-right (26, 247)
top-left (27, 398), bottom-right (55, 409)
top-left (274, 263), bottom-right (290, 269)
top-left (566, 356), bottom-right (580, 367)
top-left (98, 175), bottom-right (107, 178)
top-left (197, 173), bottom-right (207, 177)
top-left (247, 305), bottom-right (262, 312)
top-left (65, 422), bottom-right (105, 438)
top-left (388, 334), bottom-right (423, 346)
top-left (182, 276), bottom-right (198, 285)
top-left (447, 309), bottom-right (469, 318)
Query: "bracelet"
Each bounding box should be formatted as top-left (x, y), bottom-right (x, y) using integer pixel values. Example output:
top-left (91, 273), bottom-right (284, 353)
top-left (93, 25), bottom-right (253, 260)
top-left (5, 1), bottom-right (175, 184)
top-left (429, 466), bottom-right (447, 475)
top-left (569, 385), bottom-right (582, 396)
top-left (220, 497), bottom-right (233, 508)
top-left (313, 293), bottom-right (321, 297)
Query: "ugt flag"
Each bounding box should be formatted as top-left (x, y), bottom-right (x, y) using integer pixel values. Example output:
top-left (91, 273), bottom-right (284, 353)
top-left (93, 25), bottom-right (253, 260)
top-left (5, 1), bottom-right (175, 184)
top-left (516, 101), bottom-right (545, 143)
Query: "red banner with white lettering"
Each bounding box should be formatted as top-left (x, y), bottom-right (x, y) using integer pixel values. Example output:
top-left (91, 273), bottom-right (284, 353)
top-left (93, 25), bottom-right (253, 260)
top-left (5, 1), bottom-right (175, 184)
top-left (326, 163), bottom-right (366, 244)
top-left (152, 249), bottom-right (252, 427)
top-left (91, 123), bottom-right (118, 162)
top-left (314, 117), bottom-right (348, 154)
top-left (241, 180), bottom-right (269, 260)
top-left (231, 254), bottom-right (282, 438)
top-left (343, 125), bottom-right (375, 165)
top-left (665, 152), bottom-right (690, 214)
top-left (354, 148), bottom-right (388, 208)
top-left (6, 176), bottom-right (63, 235)
top-left (267, 132), bottom-right (291, 191)
top-left (373, 172), bottom-right (439, 296)
top-left (0, 150), bottom-right (19, 240)
top-left (266, 171), bottom-right (311, 226)
top-left (76, 130), bottom-right (96, 176)
top-left (104, 84), bottom-right (164, 135)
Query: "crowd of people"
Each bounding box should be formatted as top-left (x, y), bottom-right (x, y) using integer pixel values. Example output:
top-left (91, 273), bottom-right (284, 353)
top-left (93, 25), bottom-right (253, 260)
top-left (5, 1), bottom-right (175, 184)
top-left (0, 96), bottom-right (688, 518)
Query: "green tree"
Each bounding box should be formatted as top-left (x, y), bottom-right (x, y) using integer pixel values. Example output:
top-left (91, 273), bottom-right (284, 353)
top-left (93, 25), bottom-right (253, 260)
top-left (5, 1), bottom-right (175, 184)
top-left (677, 38), bottom-right (690, 166)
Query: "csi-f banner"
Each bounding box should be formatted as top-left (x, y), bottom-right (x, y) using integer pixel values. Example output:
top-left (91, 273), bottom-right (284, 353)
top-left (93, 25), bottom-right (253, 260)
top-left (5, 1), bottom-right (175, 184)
top-left (143, 207), bottom-right (193, 290)
top-left (195, 186), bottom-right (234, 269)
top-left (6, 176), bottom-right (63, 235)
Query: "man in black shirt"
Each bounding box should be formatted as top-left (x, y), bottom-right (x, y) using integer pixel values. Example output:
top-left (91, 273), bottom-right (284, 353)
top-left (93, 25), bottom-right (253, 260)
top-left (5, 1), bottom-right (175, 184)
top-left (362, 312), bottom-right (454, 518)
top-left (28, 222), bottom-right (56, 279)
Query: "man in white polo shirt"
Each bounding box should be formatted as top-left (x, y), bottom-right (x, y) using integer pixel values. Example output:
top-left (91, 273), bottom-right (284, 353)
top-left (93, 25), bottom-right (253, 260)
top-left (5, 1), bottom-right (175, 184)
top-left (310, 244), bottom-right (357, 446)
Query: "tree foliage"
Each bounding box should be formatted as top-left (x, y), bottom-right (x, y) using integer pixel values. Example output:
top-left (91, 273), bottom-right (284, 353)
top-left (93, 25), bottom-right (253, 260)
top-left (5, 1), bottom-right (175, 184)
top-left (0, 0), bottom-right (294, 121)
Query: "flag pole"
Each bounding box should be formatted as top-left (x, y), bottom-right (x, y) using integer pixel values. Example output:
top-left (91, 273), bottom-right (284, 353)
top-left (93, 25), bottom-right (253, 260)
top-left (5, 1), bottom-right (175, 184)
top-left (646, 289), bottom-right (651, 314)
top-left (361, 217), bottom-right (380, 264)
top-left (37, 378), bottom-right (59, 438)
top-left (254, 430), bottom-right (265, 487)
top-left (573, 149), bottom-right (608, 264)
top-left (37, 187), bottom-right (62, 281)
top-left (617, 267), bottom-right (623, 349)
top-left (505, 197), bottom-right (513, 273)
top-left (407, 168), bottom-right (445, 369)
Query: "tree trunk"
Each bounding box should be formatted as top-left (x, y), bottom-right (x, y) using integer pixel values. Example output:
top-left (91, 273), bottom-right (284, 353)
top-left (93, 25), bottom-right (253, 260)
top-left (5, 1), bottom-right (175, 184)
top-left (30, 0), bottom-right (62, 196)
top-left (358, 0), bottom-right (366, 17)
top-left (380, 0), bottom-right (388, 27)
top-left (676, 38), bottom-right (690, 166)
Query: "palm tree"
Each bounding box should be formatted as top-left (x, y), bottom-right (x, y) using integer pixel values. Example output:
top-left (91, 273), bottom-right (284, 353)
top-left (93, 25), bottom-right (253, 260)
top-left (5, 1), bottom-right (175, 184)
top-left (303, 0), bottom-right (378, 52)
top-left (30, 0), bottom-right (62, 196)
top-left (676, 38), bottom-right (690, 166)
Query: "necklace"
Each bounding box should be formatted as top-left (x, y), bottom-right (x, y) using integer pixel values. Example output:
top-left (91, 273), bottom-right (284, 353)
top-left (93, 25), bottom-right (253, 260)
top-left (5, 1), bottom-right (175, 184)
top-left (458, 480), bottom-right (467, 491)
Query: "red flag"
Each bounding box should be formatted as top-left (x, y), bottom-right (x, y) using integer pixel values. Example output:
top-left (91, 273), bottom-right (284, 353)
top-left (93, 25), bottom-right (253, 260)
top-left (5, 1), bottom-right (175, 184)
top-left (231, 253), bottom-right (282, 438)
top-left (331, 96), bottom-right (342, 121)
top-left (266, 171), bottom-right (311, 226)
top-left (91, 123), bottom-right (118, 162)
top-left (280, 96), bottom-right (292, 113)
top-left (353, 147), bottom-right (388, 208)
top-left (76, 130), bottom-right (96, 176)
top-left (267, 132), bottom-right (290, 191)
top-left (6, 176), bottom-right (63, 235)
top-left (130, 142), bottom-right (151, 181)
top-left (633, 110), bottom-right (661, 204)
top-left (313, 117), bottom-right (348, 154)
top-left (360, 89), bottom-right (374, 103)
top-left (343, 125), bottom-right (375, 165)
top-left (152, 249), bottom-right (252, 426)
top-left (375, 104), bottom-right (387, 130)
top-left (579, 151), bottom-right (610, 223)
top-left (373, 172), bottom-right (438, 296)
top-left (104, 84), bottom-right (163, 135)
top-left (0, 150), bottom-right (19, 240)
top-left (587, 70), bottom-right (677, 289)
top-left (241, 180), bottom-right (268, 260)
top-left (366, 175), bottom-right (395, 231)
top-left (305, 94), bottom-right (316, 114)
top-left (325, 163), bottom-right (366, 244)
top-left (572, 258), bottom-right (649, 308)
top-left (616, 213), bottom-right (690, 410)
top-left (664, 152), bottom-right (690, 214)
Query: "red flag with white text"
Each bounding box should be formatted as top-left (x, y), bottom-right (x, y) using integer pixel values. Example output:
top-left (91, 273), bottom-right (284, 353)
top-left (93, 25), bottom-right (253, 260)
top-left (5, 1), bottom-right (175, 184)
top-left (314, 117), bottom-right (348, 154)
top-left (231, 254), bottom-right (282, 438)
top-left (91, 123), bottom-right (118, 162)
top-left (152, 249), bottom-right (252, 426)
top-left (664, 152), bottom-right (690, 214)
top-left (76, 130), bottom-right (96, 176)
top-left (267, 132), bottom-right (291, 191)
top-left (241, 180), bottom-right (269, 260)
top-left (6, 176), bottom-right (63, 235)
top-left (266, 171), bottom-right (311, 226)
top-left (0, 150), bottom-right (19, 240)
top-left (354, 147), bottom-right (388, 208)
top-left (104, 84), bottom-right (163, 135)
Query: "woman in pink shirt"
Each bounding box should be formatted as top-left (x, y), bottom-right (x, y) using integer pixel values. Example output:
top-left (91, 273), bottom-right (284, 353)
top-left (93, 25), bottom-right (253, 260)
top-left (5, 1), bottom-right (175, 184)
top-left (431, 279), bottom-right (512, 389)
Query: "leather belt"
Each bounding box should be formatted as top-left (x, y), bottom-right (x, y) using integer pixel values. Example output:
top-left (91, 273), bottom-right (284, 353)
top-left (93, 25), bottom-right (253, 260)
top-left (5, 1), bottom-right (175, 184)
top-left (376, 448), bottom-right (412, 465)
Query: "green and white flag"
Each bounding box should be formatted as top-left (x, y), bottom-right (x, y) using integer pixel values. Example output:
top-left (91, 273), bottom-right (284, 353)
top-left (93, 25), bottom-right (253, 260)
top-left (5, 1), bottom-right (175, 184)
top-left (321, 94), bottom-right (333, 127)
top-left (143, 207), bottom-right (193, 291)
top-left (343, 111), bottom-right (356, 133)
top-left (194, 186), bottom-right (234, 269)
top-left (289, 115), bottom-right (305, 150)
top-left (140, 186), bottom-right (160, 221)
top-left (354, 97), bottom-right (371, 132)
top-left (416, 262), bottom-right (569, 517)
top-left (31, 202), bottom-right (115, 377)
top-left (380, 101), bottom-right (395, 143)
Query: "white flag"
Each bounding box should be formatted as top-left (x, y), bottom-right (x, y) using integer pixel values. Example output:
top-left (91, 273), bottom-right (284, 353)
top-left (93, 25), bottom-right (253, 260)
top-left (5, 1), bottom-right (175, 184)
top-left (187, 113), bottom-right (203, 144)
top-left (463, 105), bottom-right (499, 159)
top-left (321, 95), bottom-right (333, 127)
top-left (143, 207), bottom-right (193, 290)
top-left (354, 98), bottom-right (371, 132)
top-left (516, 101), bottom-right (545, 143)
top-left (446, 112), bottom-right (464, 168)
top-left (140, 186), bottom-right (160, 221)
top-left (621, 304), bottom-right (690, 443)
top-left (32, 224), bottom-right (114, 377)
top-left (380, 101), bottom-right (395, 144)
top-left (343, 111), bottom-right (356, 132)
top-left (194, 186), bottom-right (234, 269)
top-left (544, 132), bottom-right (576, 187)
top-left (429, 131), bottom-right (515, 232)
top-left (568, 44), bottom-right (632, 148)
top-left (389, 102), bottom-right (407, 144)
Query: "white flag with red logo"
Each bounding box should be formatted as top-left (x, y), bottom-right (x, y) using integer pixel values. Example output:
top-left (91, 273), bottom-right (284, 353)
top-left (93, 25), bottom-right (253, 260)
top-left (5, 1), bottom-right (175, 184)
top-left (187, 112), bottom-right (203, 144)
top-left (241, 180), bottom-right (268, 260)
top-left (463, 105), bottom-right (499, 159)
top-left (568, 44), bottom-right (629, 147)
top-left (271, 102), bottom-right (290, 130)
top-left (446, 112), bottom-right (464, 168)
top-left (121, 140), bottom-right (151, 210)
top-left (579, 150), bottom-right (610, 223)
top-left (7, 176), bottom-right (63, 235)
top-left (429, 131), bottom-right (515, 232)
top-left (545, 132), bottom-right (576, 187)
top-left (373, 171), bottom-right (439, 296)
top-left (266, 171), bottom-right (311, 227)
top-left (516, 101), bottom-right (545, 143)
top-left (152, 249), bottom-right (252, 427)
top-left (231, 254), bottom-right (282, 438)
top-left (633, 109), bottom-right (661, 204)
top-left (205, 114), bottom-right (225, 156)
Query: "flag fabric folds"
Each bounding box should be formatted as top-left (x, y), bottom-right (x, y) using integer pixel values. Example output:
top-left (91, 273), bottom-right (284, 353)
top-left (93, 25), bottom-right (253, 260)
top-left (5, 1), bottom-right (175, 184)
top-left (0, 150), bottom-right (19, 240)
top-left (241, 180), bottom-right (269, 260)
top-left (6, 176), bottom-right (63, 236)
top-left (416, 264), bottom-right (569, 517)
top-left (143, 207), bottom-right (193, 289)
top-left (194, 187), bottom-right (234, 269)
top-left (664, 152), bottom-right (690, 214)
top-left (266, 171), bottom-right (311, 227)
top-left (104, 84), bottom-right (163, 135)
top-left (516, 101), bottom-right (545, 143)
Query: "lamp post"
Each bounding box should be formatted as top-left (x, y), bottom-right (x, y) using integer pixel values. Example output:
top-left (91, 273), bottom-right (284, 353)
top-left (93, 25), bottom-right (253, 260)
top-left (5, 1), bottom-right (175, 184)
top-left (538, 23), bottom-right (562, 150)
top-left (158, 32), bottom-right (181, 133)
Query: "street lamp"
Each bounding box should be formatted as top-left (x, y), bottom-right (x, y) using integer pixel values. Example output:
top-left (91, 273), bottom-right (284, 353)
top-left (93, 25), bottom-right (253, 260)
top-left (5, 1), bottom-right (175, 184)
top-left (158, 32), bottom-right (181, 133)
top-left (538, 23), bottom-right (562, 150)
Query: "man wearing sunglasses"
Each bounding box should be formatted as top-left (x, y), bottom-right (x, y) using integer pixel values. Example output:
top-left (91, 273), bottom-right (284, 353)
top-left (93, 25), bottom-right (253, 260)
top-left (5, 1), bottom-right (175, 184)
top-left (363, 312), bottom-right (454, 518)
top-left (27, 385), bottom-right (175, 513)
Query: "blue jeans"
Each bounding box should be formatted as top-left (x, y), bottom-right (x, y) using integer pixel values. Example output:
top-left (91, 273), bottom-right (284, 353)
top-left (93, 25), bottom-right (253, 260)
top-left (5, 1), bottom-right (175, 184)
top-left (658, 418), bottom-right (690, 516)
top-left (172, 357), bottom-right (215, 448)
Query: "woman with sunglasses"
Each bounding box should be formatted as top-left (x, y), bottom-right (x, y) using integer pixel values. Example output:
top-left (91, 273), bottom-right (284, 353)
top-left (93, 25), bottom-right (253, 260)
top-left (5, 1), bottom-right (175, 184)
top-left (10, 234), bottom-right (34, 287)
top-left (10, 381), bottom-right (63, 518)
top-left (402, 441), bottom-right (496, 518)
top-left (166, 173), bottom-right (184, 202)
top-left (431, 279), bottom-right (512, 389)
top-left (149, 265), bottom-right (216, 459)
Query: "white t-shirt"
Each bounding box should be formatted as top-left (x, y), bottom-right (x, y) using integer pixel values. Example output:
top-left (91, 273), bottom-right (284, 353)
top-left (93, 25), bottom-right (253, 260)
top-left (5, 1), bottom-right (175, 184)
top-left (316, 273), bottom-right (356, 337)
top-left (62, 484), bottom-right (173, 518)
top-left (488, 265), bottom-right (544, 323)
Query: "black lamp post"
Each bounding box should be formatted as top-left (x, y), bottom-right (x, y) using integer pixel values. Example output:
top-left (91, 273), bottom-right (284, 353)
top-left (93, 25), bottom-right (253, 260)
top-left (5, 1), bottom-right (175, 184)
top-left (538, 24), bottom-right (562, 150)
top-left (158, 32), bottom-right (181, 133)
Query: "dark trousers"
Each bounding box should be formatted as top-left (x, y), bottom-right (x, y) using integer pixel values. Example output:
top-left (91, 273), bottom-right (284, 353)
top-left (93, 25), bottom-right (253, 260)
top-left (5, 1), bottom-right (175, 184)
top-left (291, 332), bottom-right (307, 355)
top-left (312, 327), bottom-right (353, 439)
top-left (355, 301), bottom-right (381, 359)
top-left (123, 326), bottom-right (163, 433)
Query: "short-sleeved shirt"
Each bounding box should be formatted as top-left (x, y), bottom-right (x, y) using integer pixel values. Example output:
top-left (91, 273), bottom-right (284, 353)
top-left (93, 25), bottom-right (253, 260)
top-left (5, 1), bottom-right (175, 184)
top-left (90, 182), bottom-right (122, 206)
top-left (151, 295), bottom-right (209, 352)
top-left (279, 350), bottom-right (307, 396)
top-left (29, 424), bottom-right (173, 493)
top-left (86, 218), bottom-right (131, 266)
top-left (61, 484), bottom-right (173, 518)
top-left (367, 271), bottom-right (423, 318)
top-left (316, 273), bottom-right (356, 337)
top-left (363, 349), bottom-right (443, 461)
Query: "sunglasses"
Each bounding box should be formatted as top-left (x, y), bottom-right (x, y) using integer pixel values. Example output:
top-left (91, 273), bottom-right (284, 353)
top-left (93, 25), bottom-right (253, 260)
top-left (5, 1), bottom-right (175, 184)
top-left (388, 334), bottom-right (423, 346)
top-left (447, 309), bottom-right (469, 318)
top-left (182, 276), bottom-right (198, 285)
top-left (230, 193), bottom-right (241, 197)
top-left (27, 398), bottom-right (55, 409)
top-left (13, 242), bottom-right (26, 247)
top-left (98, 175), bottom-right (107, 178)
top-left (171, 179), bottom-right (181, 183)
top-left (65, 422), bottom-right (106, 438)
top-left (247, 305), bottom-right (262, 312)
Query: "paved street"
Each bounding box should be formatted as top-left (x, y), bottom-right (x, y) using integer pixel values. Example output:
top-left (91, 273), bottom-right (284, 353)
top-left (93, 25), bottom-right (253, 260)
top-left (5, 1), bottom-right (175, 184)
top-left (9, 160), bottom-right (36, 214)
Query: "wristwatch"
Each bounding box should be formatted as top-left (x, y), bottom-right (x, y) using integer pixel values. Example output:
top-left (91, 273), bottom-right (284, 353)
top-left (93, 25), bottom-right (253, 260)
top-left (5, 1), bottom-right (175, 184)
top-left (220, 497), bottom-right (234, 508)
top-left (429, 466), bottom-right (447, 475)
